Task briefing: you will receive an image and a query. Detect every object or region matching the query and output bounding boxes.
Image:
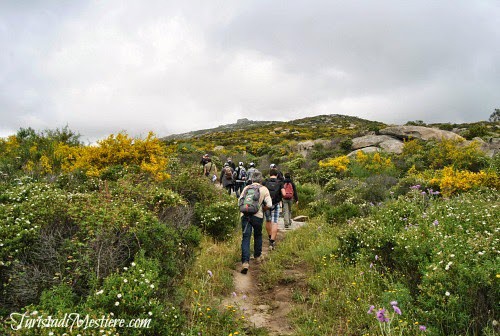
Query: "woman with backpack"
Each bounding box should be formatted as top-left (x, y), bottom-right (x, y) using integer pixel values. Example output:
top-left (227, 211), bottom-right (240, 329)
top-left (281, 173), bottom-right (299, 229)
top-left (219, 163), bottom-right (234, 195)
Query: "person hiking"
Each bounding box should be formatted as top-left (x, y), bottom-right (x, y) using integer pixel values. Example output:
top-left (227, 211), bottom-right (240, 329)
top-left (238, 171), bottom-right (272, 274)
top-left (203, 157), bottom-right (218, 183)
top-left (246, 162), bottom-right (258, 185)
top-left (263, 168), bottom-right (283, 250)
top-left (281, 172), bottom-right (299, 229)
top-left (220, 163), bottom-right (234, 195)
top-left (233, 162), bottom-right (247, 198)
top-left (270, 163), bottom-right (284, 182)
top-left (200, 154), bottom-right (210, 175)
top-left (226, 157), bottom-right (236, 170)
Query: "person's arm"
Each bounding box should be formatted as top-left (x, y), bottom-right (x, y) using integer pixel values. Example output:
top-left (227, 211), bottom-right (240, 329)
top-left (262, 189), bottom-right (272, 212)
top-left (293, 182), bottom-right (299, 203)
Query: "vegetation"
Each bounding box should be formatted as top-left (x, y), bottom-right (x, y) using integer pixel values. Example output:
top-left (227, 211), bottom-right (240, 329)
top-left (1, 116), bottom-right (499, 335)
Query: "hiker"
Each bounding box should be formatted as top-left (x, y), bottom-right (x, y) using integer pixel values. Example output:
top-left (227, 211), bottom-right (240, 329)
top-left (203, 157), bottom-right (218, 183)
top-left (226, 157), bottom-right (236, 170)
top-left (270, 163), bottom-right (284, 182)
top-left (200, 154), bottom-right (210, 175)
top-left (220, 163), bottom-right (234, 195)
top-left (281, 173), bottom-right (299, 229)
top-left (263, 168), bottom-right (283, 250)
top-left (246, 162), bottom-right (258, 185)
top-left (233, 162), bottom-right (247, 198)
top-left (238, 171), bottom-right (272, 274)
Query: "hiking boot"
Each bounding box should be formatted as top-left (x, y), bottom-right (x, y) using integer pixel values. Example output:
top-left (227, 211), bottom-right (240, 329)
top-left (241, 262), bottom-right (249, 274)
top-left (254, 255), bottom-right (263, 263)
top-left (284, 224), bottom-right (291, 229)
top-left (269, 241), bottom-right (275, 251)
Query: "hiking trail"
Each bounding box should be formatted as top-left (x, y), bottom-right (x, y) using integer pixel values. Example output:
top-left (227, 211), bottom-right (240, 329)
top-left (222, 217), bottom-right (307, 335)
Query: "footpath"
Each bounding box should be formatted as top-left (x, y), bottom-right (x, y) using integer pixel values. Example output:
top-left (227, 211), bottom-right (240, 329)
top-left (222, 216), bottom-right (307, 335)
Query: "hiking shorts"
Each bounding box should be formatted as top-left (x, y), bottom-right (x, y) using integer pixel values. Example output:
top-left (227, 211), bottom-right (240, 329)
top-left (265, 204), bottom-right (280, 223)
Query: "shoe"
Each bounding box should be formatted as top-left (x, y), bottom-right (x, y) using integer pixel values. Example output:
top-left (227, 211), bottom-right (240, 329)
top-left (269, 241), bottom-right (275, 251)
top-left (254, 255), bottom-right (263, 263)
top-left (284, 224), bottom-right (291, 229)
top-left (241, 262), bottom-right (249, 274)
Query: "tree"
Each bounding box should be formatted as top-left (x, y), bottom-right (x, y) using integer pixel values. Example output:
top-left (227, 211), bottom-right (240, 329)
top-left (489, 109), bottom-right (500, 122)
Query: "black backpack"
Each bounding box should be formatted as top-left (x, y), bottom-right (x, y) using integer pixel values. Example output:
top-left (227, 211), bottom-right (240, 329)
top-left (239, 185), bottom-right (261, 215)
top-left (265, 178), bottom-right (282, 204)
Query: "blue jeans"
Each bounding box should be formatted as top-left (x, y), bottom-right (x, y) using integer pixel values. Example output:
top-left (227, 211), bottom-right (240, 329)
top-left (241, 215), bottom-right (263, 263)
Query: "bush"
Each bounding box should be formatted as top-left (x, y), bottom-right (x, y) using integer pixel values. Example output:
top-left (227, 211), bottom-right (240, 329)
top-left (194, 200), bottom-right (239, 241)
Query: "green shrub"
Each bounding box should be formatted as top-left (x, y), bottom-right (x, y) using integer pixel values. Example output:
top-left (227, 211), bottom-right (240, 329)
top-left (194, 200), bottom-right (239, 241)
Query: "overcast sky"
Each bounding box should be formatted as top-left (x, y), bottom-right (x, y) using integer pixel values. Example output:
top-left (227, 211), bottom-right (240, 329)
top-left (1, 1), bottom-right (499, 142)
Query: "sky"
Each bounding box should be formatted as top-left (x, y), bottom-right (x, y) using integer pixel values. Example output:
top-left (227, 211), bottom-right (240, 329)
top-left (1, 0), bottom-right (499, 142)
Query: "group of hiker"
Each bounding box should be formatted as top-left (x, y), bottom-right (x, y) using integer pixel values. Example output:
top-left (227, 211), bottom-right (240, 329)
top-left (200, 154), bottom-right (299, 274)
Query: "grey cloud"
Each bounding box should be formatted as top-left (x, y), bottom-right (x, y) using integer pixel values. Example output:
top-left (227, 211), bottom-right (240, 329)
top-left (0, 0), bottom-right (499, 141)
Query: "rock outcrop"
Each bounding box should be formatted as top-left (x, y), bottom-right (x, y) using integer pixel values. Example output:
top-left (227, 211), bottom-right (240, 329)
top-left (297, 140), bottom-right (332, 157)
top-left (347, 147), bottom-right (380, 157)
top-left (351, 135), bottom-right (394, 149)
top-left (379, 126), bottom-right (464, 141)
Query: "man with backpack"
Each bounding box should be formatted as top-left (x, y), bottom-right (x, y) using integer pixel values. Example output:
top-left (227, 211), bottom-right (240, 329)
top-left (203, 157), bottom-right (218, 183)
top-left (246, 162), bottom-right (258, 185)
top-left (238, 171), bottom-right (272, 274)
top-left (270, 163), bottom-right (284, 182)
top-left (220, 163), bottom-right (234, 195)
top-left (226, 157), bottom-right (236, 170)
top-left (233, 162), bottom-right (247, 198)
top-left (281, 173), bottom-right (299, 229)
top-left (263, 168), bottom-right (283, 250)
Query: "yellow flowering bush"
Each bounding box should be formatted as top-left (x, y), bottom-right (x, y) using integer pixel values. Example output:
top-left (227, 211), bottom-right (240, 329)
top-left (55, 132), bottom-right (171, 181)
top-left (319, 155), bottom-right (350, 173)
top-left (429, 166), bottom-right (500, 196)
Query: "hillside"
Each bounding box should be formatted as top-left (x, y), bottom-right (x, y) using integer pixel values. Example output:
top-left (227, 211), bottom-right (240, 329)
top-left (0, 115), bottom-right (499, 335)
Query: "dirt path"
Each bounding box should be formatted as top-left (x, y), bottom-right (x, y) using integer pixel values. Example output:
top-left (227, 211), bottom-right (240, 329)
top-left (222, 217), bottom-right (307, 335)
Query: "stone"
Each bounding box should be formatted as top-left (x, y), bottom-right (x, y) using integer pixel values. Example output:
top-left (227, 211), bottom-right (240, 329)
top-left (293, 215), bottom-right (309, 222)
top-left (347, 147), bottom-right (380, 157)
top-left (378, 139), bottom-right (404, 154)
top-left (379, 126), bottom-right (464, 141)
top-left (351, 135), bottom-right (394, 149)
top-left (213, 145), bottom-right (224, 151)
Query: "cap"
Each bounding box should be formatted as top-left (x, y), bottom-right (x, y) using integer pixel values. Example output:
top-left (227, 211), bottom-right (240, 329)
top-left (249, 162), bottom-right (255, 167)
top-left (227, 157), bottom-right (232, 161)
top-left (270, 163), bottom-right (277, 169)
top-left (239, 162), bottom-right (244, 166)
top-left (224, 163), bottom-right (229, 167)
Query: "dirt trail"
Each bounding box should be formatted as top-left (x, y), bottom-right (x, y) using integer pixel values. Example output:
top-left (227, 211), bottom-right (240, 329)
top-left (222, 218), bottom-right (307, 335)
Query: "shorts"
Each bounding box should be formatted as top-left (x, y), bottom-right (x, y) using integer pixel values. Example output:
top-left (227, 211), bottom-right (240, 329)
top-left (265, 204), bottom-right (280, 223)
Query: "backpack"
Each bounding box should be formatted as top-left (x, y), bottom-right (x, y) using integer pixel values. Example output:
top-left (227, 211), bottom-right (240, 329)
top-left (239, 185), bottom-right (261, 215)
top-left (224, 167), bottom-right (233, 179)
top-left (238, 168), bottom-right (247, 180)
top-left (283, 182), bottom-right (294, 200)
top-left (265, 178), bottom-right (281, 204)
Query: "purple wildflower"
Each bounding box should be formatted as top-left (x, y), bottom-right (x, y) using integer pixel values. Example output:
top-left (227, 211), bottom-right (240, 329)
top-left (432, 220), bottom-right (439, 226)
top-left (376, 309), bottom-right (389, 323)
top-left (419, 325), bottom-right (427, 331)
top-left (433, 191), bottom-right (440, 195)
top-left (231, 292), bottom-right (237, 297)
top-left (369, 263), bottom-right (374, 268)
top-left (410, 185), bottom-right (421, 190)
top-left (367, 305), bottom-right (375, 314)
top-left (207, 270), bottom-right (213, 277)
top-left (390, 301), bottom-right (398, 306)
top-left (421, 191), bottom-right (426, 195)
top-left (375, 255), bottom-right (379, 261)
top-left (392, 305), bottom-right (402, 315)
top-left (242, 295), bottom-right (247, 300)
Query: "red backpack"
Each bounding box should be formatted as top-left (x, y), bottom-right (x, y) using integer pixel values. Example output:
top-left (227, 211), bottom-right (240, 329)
top-left (283, 182), bottom-right (294, 200)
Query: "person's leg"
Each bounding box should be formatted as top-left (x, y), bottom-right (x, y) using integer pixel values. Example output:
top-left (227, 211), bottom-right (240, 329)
top-left (269, 205), bottom-right (279, 249)
top-left (283, 199), bottom-right (291, 228)
top-left (251, 216), bottom-right (264, 258)
top-left (265, 209), bottom-right (272, 240)
top-left (241, 216), bottom-right (253, 264)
